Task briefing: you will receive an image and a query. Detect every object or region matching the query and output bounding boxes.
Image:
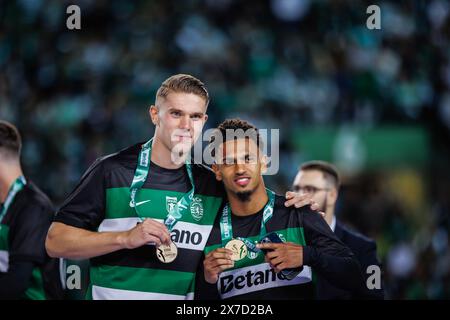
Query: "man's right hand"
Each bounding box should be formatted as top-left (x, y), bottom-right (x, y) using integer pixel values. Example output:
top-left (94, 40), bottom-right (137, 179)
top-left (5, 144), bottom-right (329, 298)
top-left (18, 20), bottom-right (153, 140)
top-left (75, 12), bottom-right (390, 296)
top-left (121, 218), bottom-right (171, 249)
top-left (204, 248), bottom-right (234, 284)
top-left (284, 191), bottom-right (325, 218)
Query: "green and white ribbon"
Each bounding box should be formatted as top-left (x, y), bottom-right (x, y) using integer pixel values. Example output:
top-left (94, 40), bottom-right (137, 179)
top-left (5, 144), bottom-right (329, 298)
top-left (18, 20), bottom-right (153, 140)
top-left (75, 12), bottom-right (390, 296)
top-left (220, 189), bottom-right (275, 253)
top-left (129, 138), bottom-right (195, 231)
top-left (0, 176), bottom-right (26, 223)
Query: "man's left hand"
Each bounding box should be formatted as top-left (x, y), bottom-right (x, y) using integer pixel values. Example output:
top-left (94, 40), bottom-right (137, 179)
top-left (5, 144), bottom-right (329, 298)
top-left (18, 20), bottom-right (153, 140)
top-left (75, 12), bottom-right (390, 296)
top-left (256, 242), bottom-right (303, 273)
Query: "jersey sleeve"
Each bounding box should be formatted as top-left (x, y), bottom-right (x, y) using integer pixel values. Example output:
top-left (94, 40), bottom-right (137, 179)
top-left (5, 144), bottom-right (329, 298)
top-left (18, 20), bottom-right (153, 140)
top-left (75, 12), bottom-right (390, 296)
top-left (8, 200), bottom-right (53, 264)
top-left (54, 159), bottom-right (106, 231)
top-left (0, 260), bottom-right (35, 299)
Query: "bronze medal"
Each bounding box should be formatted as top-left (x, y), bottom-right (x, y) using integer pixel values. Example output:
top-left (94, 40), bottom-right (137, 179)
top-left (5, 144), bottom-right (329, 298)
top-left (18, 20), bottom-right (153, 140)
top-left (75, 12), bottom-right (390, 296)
top-left (156, 242), bottom-right (178, 263)
top-left (225, 239), bottom-right (247, 261)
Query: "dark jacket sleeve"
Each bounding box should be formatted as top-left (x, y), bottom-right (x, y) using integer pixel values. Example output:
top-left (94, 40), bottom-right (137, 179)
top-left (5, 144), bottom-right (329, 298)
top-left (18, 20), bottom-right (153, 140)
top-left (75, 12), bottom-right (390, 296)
top-left (355, 240), bottom-right (384, 299)
top-left (194, 253), bottom-right (221, 300)
top-left (0, 260), bottom-right (35, 299)
top-left (301, 209), bottom-right (365, 293)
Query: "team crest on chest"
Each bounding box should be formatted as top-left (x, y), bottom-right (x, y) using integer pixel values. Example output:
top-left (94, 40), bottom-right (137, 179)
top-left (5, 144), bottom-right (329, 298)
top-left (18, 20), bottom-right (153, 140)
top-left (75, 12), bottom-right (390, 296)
top-left (190, 197), bottom-right (204, 221)
top-left (166, 196), bottom-right (178, 214)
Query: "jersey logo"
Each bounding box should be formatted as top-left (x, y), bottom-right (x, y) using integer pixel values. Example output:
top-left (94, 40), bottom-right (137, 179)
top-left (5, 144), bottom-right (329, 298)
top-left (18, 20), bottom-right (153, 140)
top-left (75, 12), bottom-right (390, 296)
top-left (129, 199), bottom-right (151, 208)
top-left (190, 197), bottom-right (204, 221)
top-left (166, 196), bottom-right (178, 214)
top-left (171, 229), bottom-right (203, 246)
top-left (218, 263), bottom-right (312, 299)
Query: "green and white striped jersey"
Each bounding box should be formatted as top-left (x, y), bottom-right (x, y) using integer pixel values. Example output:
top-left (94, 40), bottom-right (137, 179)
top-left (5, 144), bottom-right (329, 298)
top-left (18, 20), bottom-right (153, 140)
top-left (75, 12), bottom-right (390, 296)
top-left (55, 143), bottom-right (224, 300)
top-left (196, 195), bottom-right (361, 300)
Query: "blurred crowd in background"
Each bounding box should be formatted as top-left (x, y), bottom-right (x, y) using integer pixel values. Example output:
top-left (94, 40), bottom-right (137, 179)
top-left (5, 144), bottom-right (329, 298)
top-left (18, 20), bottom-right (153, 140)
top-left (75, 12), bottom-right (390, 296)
top-left (1, 0), bottom-right (449, 299)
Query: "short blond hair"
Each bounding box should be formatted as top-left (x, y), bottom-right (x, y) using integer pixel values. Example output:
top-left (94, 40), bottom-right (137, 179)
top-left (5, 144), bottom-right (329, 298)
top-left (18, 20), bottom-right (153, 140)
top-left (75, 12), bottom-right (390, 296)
top-left (156, 74), bottom-right (209, 107)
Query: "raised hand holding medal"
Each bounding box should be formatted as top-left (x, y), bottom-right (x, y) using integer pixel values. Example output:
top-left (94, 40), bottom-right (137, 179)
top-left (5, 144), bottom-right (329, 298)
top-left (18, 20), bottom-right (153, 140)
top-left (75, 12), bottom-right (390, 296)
top-left (129, 138), bottom-right (196, 264)
top-left (224, 238), bottom-right (248, 261)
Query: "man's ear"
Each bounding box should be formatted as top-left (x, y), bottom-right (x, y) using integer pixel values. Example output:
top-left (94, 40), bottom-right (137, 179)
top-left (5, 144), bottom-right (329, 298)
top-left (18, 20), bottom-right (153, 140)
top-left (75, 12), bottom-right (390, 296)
top-left (149, 105), bottom-right (159, 126)
top-left (212, 163), bottom-right (222, 181)
top-left (328, 187), bottom-right (338, 205)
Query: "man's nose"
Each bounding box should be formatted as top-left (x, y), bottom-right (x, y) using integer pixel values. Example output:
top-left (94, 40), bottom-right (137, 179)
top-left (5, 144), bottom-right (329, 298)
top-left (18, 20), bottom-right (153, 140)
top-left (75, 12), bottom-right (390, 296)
top-left (179, 115), bottom-right (191, 129)
top-left (235, 162), bottom-right (246, 174)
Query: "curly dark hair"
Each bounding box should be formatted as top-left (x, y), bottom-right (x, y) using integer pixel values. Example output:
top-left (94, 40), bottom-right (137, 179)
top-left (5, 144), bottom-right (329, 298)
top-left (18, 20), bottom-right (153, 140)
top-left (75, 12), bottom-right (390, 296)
top-left (209, 118), bottom-right (263, 158)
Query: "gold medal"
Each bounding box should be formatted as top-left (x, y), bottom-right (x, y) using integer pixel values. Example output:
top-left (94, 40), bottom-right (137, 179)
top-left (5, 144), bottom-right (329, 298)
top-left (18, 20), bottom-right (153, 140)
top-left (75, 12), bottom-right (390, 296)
top-left (225, 239), bottom-right (247, 261)
top-left (156, 242), bottom-right (178, 263)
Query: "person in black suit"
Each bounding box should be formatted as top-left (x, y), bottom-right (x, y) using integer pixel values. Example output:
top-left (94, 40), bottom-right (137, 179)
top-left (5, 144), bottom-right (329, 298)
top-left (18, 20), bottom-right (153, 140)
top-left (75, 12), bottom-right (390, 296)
top-left (292, 161), bottom-right (384, 299)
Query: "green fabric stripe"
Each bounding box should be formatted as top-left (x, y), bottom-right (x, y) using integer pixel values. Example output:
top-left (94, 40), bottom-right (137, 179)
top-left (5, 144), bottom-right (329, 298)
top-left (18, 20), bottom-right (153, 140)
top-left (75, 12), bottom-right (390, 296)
top-left (204, 227), bottom-right (305, 270)
top-left (86, 284), bottom-right (92, 300)
top-left (105, 188), bottom-right (221, 225)
top-left (0, 224), bottom-right (9, 251)
top-left (23, 267), bottom-right (46, 300)
top-left (90, 265), bottom-right (195, 296)
top-left (287, 226), bottom-right (307, 246)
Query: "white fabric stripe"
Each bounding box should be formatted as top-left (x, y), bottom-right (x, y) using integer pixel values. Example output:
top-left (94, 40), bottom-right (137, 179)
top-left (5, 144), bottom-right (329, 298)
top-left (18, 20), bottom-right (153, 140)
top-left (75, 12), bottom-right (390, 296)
top-left (92, 285), bottom-right (194, 300)
top-left (98, 218), bottom-right (212, 251)
top-left (0, 250), bottom-right (9, 272)
top-left (298, 266), bottom-right (312, 280)
top-left (59, 258), bottom-right (67, 290)
top-left (219, 263), bottom-right (312, 299)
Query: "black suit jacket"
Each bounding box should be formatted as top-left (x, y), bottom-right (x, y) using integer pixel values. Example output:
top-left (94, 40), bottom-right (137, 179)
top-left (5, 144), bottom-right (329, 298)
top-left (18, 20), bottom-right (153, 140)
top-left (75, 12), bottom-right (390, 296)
top-left (316, 221), bottom-right (384, 300)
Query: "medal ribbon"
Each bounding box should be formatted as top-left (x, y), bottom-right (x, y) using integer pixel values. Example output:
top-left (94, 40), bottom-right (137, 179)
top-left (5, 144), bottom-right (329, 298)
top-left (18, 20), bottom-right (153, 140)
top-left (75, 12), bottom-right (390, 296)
top-left (0, 176), bottom-right (26, 223)
top-left (219, 189), bottom-right (275, 253)
top-left (130, 138), bottom-right (195, 232)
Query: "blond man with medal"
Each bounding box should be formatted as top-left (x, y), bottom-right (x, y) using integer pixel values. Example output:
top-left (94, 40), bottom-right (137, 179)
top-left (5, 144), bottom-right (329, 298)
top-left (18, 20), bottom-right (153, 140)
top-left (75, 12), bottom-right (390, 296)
top-left (0, 121), bottom-right (63, 299)
top-left (46, 74), bottom-right (318, 300)
top-left (129, 137), bottom-right (196, 264)
top-left (197, 119), bottom-right (365, 300)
